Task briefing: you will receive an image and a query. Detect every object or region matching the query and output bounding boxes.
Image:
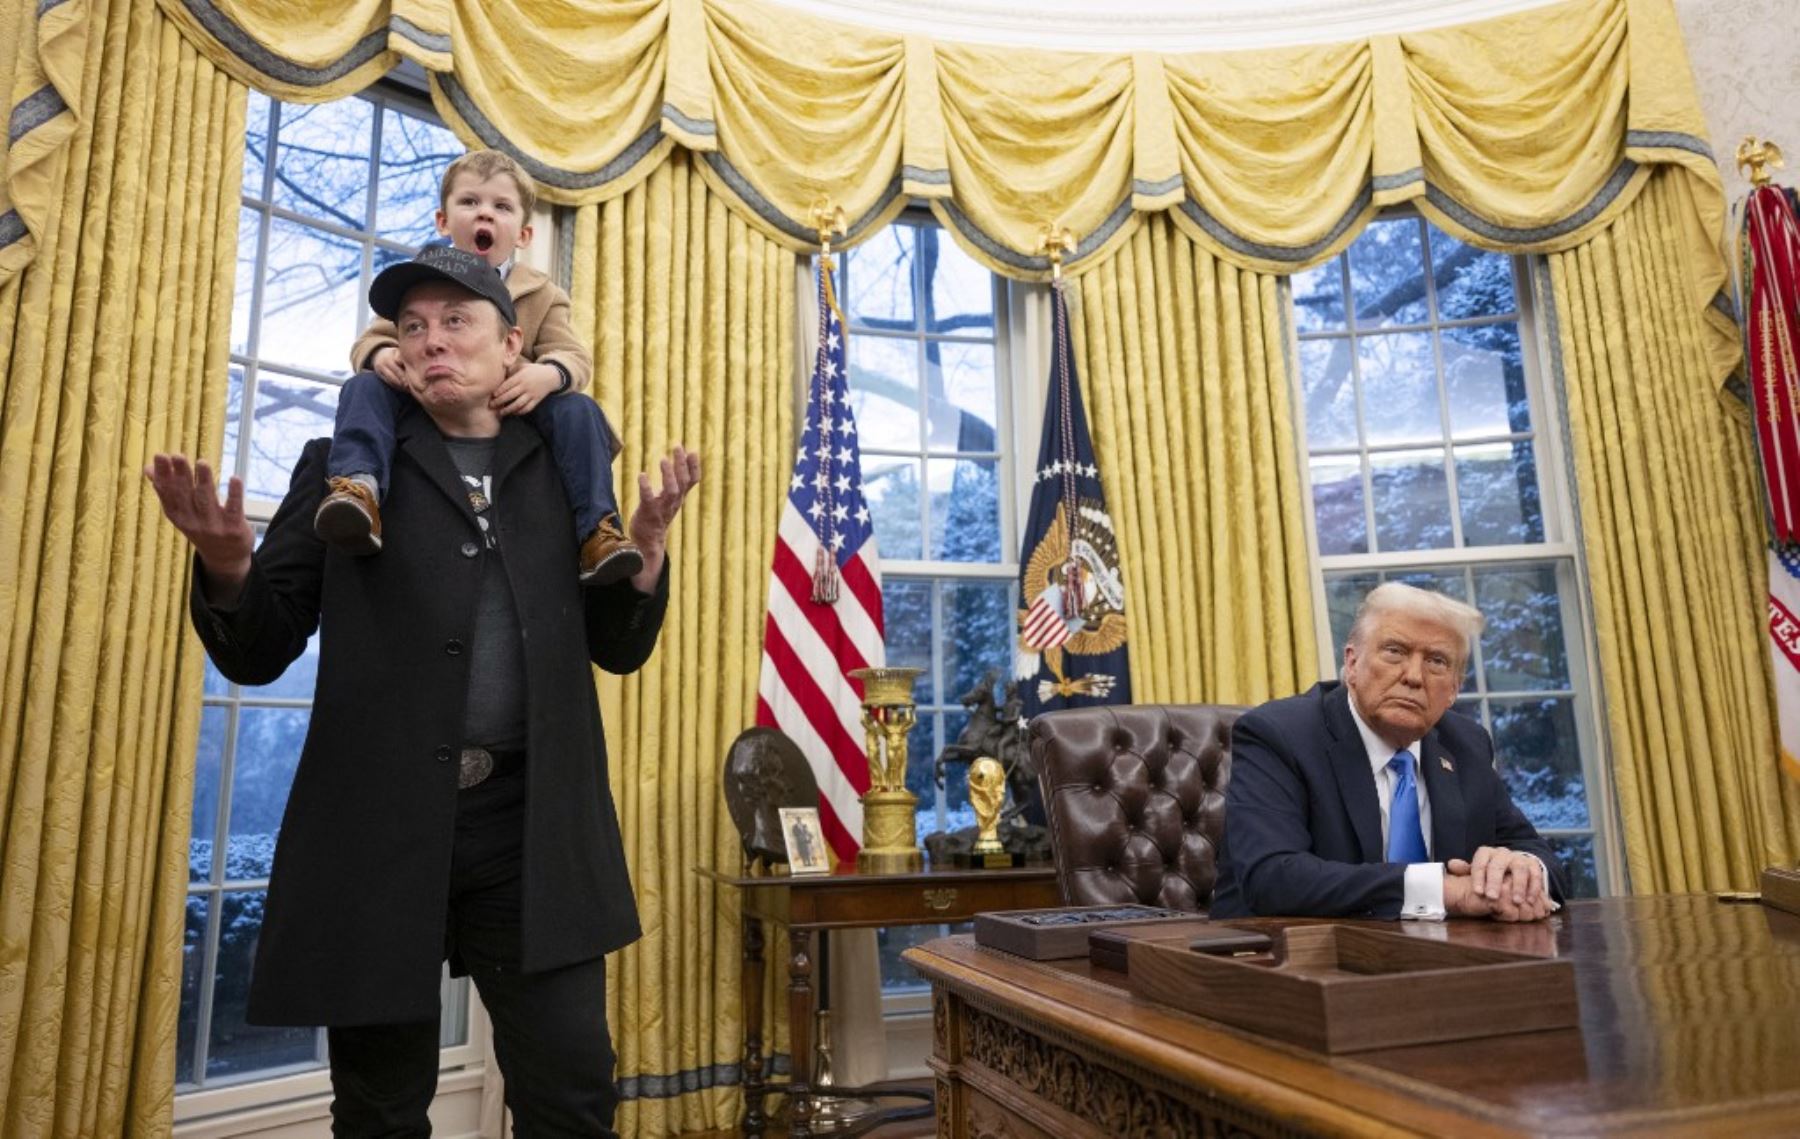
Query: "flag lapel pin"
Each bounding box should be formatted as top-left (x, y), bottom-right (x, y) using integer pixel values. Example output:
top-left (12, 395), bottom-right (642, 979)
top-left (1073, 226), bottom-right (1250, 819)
top-left (1440, 754), bottom-right (1454, 772)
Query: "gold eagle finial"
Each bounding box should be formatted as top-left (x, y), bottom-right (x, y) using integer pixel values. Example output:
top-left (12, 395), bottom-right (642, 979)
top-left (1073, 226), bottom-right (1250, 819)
top-left (1737, 137), bottom-right (1785, 188)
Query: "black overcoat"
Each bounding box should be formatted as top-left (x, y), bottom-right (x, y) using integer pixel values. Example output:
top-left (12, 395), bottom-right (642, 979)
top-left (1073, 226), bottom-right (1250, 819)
top-left (190, 404), bottom-right (666, 1026)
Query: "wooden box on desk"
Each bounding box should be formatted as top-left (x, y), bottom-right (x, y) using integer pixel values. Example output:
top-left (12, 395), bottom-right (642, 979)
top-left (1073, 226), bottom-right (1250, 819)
top-left (1128, 923), bottom-right (1578, 1053)
top-left (973, 903), bottom-right (1193, 960)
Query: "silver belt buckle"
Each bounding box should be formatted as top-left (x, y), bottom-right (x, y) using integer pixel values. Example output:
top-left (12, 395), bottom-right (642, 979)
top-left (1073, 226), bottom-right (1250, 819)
top-left (459, 746), bottom-right (495, 790)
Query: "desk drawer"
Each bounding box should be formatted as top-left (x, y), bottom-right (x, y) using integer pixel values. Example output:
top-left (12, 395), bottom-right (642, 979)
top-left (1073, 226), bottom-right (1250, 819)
top-left (788, 874), bottom-right (1062, 927)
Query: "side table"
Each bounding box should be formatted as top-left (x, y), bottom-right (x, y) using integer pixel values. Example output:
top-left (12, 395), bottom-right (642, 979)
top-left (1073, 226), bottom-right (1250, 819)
top-left (697, 863), bottom-right (1061, 1136)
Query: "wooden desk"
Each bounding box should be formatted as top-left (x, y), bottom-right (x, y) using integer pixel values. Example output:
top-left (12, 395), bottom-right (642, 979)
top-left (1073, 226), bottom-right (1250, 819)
top-left (698, 864), bottom-right (1061, 1136)
top-left (905, 895), bottom-right (1800, 1137)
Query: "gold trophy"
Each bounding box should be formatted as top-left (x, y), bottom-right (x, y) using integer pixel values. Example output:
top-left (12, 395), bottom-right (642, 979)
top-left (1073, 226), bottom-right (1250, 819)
top-left (963, 757), bottom-right (1023, 868)
top-left (846, 667), bottom-right (925, 873)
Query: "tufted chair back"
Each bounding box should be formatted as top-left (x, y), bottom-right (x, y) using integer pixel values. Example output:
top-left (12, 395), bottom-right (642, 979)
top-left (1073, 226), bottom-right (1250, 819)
top-left (1030, 704), bottom-right (1243, 911)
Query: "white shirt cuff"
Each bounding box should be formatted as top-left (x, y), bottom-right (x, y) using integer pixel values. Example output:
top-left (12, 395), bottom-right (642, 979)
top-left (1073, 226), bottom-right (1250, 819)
top-left (1402, 863), bottom-right (1447, 920)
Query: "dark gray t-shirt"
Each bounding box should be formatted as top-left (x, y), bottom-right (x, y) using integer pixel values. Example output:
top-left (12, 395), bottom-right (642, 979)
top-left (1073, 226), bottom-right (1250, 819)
top-left (444, 437), bottom-right (527, 750)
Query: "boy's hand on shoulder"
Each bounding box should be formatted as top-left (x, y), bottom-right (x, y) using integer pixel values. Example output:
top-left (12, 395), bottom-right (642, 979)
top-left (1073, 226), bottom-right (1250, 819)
top-left (372, 347), bottom-right (409, 390)
top-left (491, 361), bottom-right (562, 417)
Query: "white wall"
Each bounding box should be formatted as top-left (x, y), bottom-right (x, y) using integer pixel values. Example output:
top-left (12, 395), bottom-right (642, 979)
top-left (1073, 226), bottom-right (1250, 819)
top-left (1674, 0), bottom-right (1800, 206)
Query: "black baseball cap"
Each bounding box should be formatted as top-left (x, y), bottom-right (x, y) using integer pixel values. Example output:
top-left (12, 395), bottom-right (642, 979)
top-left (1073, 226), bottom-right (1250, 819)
top-left (369, 243), bottom-right (517, 327)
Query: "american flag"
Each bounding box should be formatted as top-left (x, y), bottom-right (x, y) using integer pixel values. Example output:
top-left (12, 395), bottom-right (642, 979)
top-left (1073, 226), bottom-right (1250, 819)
top-left (756, 260), bottom-right (885, 860)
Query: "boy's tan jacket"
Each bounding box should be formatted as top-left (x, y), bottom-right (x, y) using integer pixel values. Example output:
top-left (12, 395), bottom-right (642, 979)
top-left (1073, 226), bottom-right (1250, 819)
top-left (350, 263), bottom-right (592, 392)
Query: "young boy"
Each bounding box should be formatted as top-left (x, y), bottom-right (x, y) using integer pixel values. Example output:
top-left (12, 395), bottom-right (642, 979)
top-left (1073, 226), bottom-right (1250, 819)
top-left (315, 149), bottom-right (640, 585)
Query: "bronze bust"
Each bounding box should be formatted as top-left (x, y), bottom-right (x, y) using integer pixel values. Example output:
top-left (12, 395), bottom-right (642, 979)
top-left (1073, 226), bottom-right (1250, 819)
top-left (723, 726), bottom-right (819, 869)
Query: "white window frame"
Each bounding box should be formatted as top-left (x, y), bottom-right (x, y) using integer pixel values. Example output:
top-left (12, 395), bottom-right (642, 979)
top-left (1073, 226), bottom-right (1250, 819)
top-left (1288, 219), bottom-right (1625, 897)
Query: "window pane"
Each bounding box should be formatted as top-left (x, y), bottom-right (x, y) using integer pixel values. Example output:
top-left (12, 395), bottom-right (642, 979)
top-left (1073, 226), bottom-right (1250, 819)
top-left (928, 457), bottom-right (1001, 562)
top-left (244, 375), bottom-right (340, 501)
top-left (1457, 440), bottom-right (1544, 546)
top-left (244, 90), bottom-right (271, 200)
top-left (878, 923), bottom-right (952, 990)
top-left (1310, 457), bottom-right (1367, 556)
top-left (226, 707), bottom-right (309, 881)
top-left (1474, 563), bottom-right (1570, 691)
top-left (926, 342), bottom-right (997, 453)
top-left (843, 228), bottom-right (915, 329)
top-left (233, 212), bottom-right (260, 356)
top-left (204, 656), bottom-right (229, 698)
top-left (904, 716), bottom-right (938, 824)
top-left (942, 581), bottom-right (1014, 699)
top-left (1491, 697), bottom-right (1588, 829)
top-left (848, 336), bottom-right (921, 452)
top-left (220, 365), bottom-right (246, 488)
top-left (1358, 332), bottom-right (1439, 447)
top-left (1444, 322), bottom-right (1529, 438)
top-left (192, 707), bottom-right (227, 882)
top-left (1429, 229), bottom-right (1516, 321)
top-left (1348, 218), bottom-right (1428, 328)
top-left (880, 579), bottom-right (934, 705)
top-left (1322, 572), bottom-right (1379, 658)
top-left (272, 99), bottom-right (373, 229)
top-left (377, 106), bottom-right (460, 248)
top-left (208, 890), bottom-right (319, 1079)
top-left (260, 218), bottom-right (361, 378)
top-left (923, 229), bottom-right (993, 335)
top-left (1300, 339), bottom-right (1357, 449)
top-left (1547, 834), bottom-right (1598, 898)
top-left (176, 894), bottom-right (209, 1086)
top-left (1369, 448), bottom-right (1451, 551)
top-left (241, 629), bottom-right (322, 701)
top-left (1451, 697), bottom-right (1484, 728)
top-left (864, 457), bottom-right (923, 560)
top-left (1291, 261), bottom-right (1345, 334)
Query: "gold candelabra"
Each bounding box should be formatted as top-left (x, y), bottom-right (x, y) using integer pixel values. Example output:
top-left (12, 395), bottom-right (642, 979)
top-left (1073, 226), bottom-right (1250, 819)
top-left (846, 667), bottom-right (925, 873)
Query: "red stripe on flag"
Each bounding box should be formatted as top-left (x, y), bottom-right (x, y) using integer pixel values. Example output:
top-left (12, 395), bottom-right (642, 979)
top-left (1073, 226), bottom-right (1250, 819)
top-left (839, 552), bottom-right (885, 638)
top-left (758, 618), bottom-right (869, 795)
top-left (771, 541), bottom-right (875, 675)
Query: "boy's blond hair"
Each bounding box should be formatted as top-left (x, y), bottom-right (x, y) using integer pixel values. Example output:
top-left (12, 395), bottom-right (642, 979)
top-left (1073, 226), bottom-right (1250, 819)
top-left (440, 149), bottom-right (537, 217)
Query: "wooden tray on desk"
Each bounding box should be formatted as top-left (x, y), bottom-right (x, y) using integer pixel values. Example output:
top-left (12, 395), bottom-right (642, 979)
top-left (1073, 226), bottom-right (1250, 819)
top-left (1088, 919), bottom-right (1269, 973)
top-left (973, 903), bottom-right (1195, 960)
top-left (1128, 923), bottom-right (1578, 1053)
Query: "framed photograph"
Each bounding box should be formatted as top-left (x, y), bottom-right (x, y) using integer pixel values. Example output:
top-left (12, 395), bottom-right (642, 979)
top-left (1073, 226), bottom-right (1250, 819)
top-left (778, 807), bottom-right (830, 874)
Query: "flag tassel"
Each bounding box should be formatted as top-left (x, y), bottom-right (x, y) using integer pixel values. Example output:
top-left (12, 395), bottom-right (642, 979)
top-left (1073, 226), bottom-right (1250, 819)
top-left (812, 547), bottom-right (840, 604)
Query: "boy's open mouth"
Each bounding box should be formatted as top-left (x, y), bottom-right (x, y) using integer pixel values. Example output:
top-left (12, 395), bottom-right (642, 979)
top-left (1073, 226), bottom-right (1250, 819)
top-left (474, 228), bottom-right (494, 253)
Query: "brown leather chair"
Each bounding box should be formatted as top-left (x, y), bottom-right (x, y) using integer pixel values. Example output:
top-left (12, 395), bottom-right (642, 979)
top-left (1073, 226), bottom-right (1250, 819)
top-left (1030, 704), bottom-right (1244, 911)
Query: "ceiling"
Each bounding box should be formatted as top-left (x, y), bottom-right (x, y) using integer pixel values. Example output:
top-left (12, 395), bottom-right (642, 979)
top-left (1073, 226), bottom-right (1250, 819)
top-left (761, 0), bottom-right (1566, 51)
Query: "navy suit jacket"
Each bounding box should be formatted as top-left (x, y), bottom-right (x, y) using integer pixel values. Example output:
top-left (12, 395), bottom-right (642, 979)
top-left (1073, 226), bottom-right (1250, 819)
top-left (1209, 681), bottom-right (1564, 919)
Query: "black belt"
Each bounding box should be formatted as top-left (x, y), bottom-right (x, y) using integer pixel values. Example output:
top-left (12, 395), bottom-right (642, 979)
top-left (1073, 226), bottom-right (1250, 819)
top-left (459, 746), bottom-right (525, 790)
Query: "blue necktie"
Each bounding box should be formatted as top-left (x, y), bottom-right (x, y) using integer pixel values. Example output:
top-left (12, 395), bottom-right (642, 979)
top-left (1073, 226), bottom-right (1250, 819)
top-left (1386, 750), bottom-right (1429, 863)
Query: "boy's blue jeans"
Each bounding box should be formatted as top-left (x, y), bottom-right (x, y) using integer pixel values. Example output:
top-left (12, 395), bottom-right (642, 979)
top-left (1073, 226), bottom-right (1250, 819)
top-left (329, 371), bottom-right (621, 539)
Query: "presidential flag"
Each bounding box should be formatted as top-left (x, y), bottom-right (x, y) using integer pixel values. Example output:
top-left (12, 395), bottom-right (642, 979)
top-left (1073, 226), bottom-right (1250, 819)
top-left (756, 260), bottom-right (885, 859)
top-left (1739, 170), bottom-right (1800, 781)
top-left (1016, 282), bottom-right (1130, 718)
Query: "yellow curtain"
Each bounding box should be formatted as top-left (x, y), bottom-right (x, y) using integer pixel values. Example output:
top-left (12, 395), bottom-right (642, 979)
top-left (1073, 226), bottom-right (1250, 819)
top-left (0, 3), bottom-right (243, 1136)
top-left (1073, 213), bottom-right (1319, 704)
top-left (1544, 167), bottom-right (1800, 892)
top-left (570, 151), bottom-right (797, 1136)
top-left (132, 0), bottom-right (1731, 365)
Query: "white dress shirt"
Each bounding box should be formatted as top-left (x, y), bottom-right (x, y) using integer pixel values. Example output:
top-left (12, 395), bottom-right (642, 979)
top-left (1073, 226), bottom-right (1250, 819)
top-left (1346, 692), bottom-right (1446, 920)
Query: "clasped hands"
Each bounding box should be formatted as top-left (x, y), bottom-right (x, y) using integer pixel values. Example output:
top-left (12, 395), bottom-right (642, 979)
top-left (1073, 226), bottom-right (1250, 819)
top-left (1444, 845), bottom-right (1554, 922)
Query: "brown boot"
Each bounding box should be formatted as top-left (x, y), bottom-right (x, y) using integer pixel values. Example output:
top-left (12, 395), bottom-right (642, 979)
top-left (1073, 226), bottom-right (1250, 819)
top-left (579, 517), bottom-right (643, 586)
top-left (313, 477), bottom-right (382, 555)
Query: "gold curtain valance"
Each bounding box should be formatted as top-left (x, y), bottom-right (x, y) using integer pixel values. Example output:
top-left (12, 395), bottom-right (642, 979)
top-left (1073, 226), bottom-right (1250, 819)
top-left (5, 0), bottom-right (1736, 384)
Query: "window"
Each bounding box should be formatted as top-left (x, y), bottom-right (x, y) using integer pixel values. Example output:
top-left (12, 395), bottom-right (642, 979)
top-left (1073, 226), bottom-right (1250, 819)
top-left (180, 86), bottom-right (470, 1100)
top-left (1291, 216), bottom-right (1613, 897)
top-left (836, 219), bottom-right (1020, 988)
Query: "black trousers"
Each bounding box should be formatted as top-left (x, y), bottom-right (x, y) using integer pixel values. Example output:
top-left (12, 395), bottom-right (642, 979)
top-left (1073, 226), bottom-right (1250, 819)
top-left (325, 771), bottom-right (620, 1138)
